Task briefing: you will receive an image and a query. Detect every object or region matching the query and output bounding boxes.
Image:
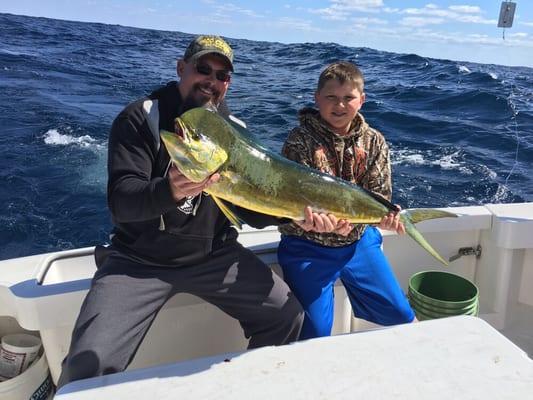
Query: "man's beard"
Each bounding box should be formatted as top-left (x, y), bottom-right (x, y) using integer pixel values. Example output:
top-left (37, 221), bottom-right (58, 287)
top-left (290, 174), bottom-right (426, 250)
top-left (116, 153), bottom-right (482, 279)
top-left (182, 82), bottom-right (221, 112)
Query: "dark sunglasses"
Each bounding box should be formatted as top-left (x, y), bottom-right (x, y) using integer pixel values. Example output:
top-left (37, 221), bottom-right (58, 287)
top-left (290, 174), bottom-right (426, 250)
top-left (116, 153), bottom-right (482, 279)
top-left (195, 63), bottom-right (232, 83)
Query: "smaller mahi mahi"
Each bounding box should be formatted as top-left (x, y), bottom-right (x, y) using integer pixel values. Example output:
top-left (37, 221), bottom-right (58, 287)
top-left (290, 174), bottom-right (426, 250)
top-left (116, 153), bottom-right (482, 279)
top-left (161, 107), bottom-right (457, 265)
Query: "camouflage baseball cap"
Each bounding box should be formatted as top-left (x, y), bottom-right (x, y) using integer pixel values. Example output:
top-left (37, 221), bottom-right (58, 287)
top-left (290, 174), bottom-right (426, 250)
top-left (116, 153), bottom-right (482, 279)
top-left (183, 35), bottom-right (234, 71)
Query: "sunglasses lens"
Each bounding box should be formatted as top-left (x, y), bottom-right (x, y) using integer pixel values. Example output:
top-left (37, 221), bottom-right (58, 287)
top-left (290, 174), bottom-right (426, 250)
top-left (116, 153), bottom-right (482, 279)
top-left (195, 63), bottom-right (231, 83)
top-left (196, 63), bottom-right (212, 76)
top-left (216, 71), bottom-right (231, 83)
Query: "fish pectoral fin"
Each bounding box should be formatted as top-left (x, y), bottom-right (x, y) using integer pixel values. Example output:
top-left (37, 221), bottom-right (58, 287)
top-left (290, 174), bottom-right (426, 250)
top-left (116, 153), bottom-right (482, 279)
top-left (211, 196), bottom-right (243, 230)
top-left (220, 170), bottom-right (240, 185)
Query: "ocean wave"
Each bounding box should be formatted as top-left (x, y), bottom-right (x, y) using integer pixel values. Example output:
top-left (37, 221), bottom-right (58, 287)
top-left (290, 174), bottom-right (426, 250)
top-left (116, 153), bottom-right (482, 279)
top-left (394, 53), bottom-right (430, 65)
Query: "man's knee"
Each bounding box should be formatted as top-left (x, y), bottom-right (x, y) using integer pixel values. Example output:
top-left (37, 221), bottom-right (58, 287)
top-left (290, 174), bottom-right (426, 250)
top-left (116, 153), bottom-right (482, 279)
top-left (260, 291), bottom-right (304, 326)
top-left (286, 291), bottom-right (304, 315)
top-left (278, 293), bottom-right (305, 339)
top-left (57, 350), bottom-right (101, 388)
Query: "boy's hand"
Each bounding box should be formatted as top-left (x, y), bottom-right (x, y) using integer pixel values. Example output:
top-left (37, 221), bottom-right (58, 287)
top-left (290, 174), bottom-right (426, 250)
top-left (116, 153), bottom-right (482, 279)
top-left (334, 219), bottom-right (354, 236)
top-left (376, 205), bottom-right (406, 235)
top-left (295, 206), bottom-right (354, 237)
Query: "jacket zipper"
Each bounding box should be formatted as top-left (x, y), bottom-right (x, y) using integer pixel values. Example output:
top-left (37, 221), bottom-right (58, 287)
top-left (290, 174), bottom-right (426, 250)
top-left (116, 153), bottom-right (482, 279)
top-left (159, 161), bottom-right (173, 231)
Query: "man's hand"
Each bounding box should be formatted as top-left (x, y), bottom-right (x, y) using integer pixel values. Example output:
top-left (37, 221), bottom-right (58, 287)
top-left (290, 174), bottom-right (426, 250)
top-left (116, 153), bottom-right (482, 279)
top-left (294, 206), bottom-right (354, 237)
top-left (376, 205), bottom-right (406, 235)
top-left (168, 164), bottom-right (220, 202)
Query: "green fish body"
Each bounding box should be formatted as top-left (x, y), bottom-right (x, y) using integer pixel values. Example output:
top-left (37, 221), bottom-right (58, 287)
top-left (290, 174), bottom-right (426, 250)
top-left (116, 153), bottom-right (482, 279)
top-left (161, 107), bottom-right (457, 265)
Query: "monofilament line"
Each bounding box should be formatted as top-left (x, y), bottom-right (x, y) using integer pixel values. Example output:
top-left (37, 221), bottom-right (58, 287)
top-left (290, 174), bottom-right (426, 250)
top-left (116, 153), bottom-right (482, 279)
top-left (504, 84), bottom-right (519, 186)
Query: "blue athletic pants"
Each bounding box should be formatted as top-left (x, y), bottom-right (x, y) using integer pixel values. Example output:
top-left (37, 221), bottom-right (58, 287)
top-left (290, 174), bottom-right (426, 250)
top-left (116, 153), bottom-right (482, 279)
top-left (278, 227), bottom-right (415, 340)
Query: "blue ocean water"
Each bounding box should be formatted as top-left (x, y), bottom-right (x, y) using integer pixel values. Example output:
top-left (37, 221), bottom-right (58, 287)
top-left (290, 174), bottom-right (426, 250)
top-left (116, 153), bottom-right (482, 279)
top-left (0, 13), bottom-right (532, 260)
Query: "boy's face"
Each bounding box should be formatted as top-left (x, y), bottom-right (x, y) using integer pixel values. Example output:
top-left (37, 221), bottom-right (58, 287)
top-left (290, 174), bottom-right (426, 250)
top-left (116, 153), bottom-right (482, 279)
top-left (315, 79), bottom-right (365, 135)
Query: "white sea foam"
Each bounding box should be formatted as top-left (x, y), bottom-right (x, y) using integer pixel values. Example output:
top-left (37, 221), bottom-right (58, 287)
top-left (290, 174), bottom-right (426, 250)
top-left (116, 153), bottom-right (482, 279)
top-left (431, 151), bottom-right (461, 170)
top-left (391, 150), bottom-right (426, 166)
top-left (458, 65), bottom-right (471, 74)
top-left (489, 72), bottom-right (498, 80)
top-left (493, 183), bottom-right (510, 203)
top-left (392, 149), bottom-right (474, 175)
top-left (43, 128), bottom-right (104, 150)
top-left (480, 165), bottom-right (497, 179)
top-left (43, 128), bottom-right (107, 191)
top-left (403, 154), bottom-right (425, 165)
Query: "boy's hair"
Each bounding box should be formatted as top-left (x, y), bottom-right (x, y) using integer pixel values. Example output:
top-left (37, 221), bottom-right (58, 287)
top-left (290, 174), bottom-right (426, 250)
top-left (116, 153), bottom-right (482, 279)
top-left (317, 61), bottom-right (364, 93)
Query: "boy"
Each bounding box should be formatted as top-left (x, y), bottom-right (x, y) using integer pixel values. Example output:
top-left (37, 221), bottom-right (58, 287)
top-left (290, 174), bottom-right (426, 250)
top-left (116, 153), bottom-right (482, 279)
top-left (278, 61), bottom-right (415, 340)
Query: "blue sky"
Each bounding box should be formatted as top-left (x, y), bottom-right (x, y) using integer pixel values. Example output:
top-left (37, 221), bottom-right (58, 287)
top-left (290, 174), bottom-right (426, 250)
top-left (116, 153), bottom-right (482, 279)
top-left (2, 1), bottom-right (532, 67)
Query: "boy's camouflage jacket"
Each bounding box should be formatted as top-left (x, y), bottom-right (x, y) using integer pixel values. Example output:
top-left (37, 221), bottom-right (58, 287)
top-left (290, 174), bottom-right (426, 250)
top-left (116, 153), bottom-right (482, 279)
top-left (279, 107), bottom-right (392, 247)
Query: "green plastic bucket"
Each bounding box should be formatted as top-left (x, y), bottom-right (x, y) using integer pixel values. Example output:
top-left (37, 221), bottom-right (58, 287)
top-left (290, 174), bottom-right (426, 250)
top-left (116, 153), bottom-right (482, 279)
top-left (413, 304), bottom-right (478, 321)
top-left (409, 296), bottom-right (478, 320)
top-left (408, 292), bottom-right (478, 316)
top-left (408, 270), bottom-right (479, 320)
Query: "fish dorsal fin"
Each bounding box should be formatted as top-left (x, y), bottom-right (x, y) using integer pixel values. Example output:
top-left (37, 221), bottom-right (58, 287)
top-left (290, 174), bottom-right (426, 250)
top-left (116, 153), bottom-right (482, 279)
top-left (211, 195), bottom-right (243, 229)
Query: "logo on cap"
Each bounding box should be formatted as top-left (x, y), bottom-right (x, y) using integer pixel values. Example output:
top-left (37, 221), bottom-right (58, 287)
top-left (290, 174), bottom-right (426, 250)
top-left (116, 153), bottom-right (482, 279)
top-left (184, 35), bottom-right (234, 70)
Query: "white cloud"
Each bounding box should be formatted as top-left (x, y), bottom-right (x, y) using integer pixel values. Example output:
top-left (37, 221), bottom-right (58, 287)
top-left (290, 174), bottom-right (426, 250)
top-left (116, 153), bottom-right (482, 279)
top-left (215, 3), bottom-right (263, 19)
top-left (353, 17), bottom-right (388, 25)
top-left (400, 17), bottom-right (444, 27)
top-left (330, 0), bottom-right (384, 9)
top-left (448, 5), bottom-right (481, 14)
top-left (520, 21), bottom-right (533, 27)
top-left (398, 28), bottom-right (533, 48)
top-left (397, 4), bottom-right (494, 25)
top-left (508, 32), bottom-right (529, 38)
top-left (308, 0), bottom-right (384, 20)
top-left (276, 17), bottom-right (321, 32)
top-left (308, 7), bottom-right (348, 21)
top-left (201, 12), bottom-right (232, 25)
top-left (403, 7), bottom-right (450, 17)
top-left (308, 1), bottom-right (495, 26)
top-left (454, 15), bottom-right (495, 25)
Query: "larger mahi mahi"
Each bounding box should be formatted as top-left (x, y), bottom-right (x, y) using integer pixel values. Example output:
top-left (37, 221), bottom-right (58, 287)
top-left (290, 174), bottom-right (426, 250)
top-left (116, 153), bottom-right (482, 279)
top-left (161, 107), bottom-right (457, 265)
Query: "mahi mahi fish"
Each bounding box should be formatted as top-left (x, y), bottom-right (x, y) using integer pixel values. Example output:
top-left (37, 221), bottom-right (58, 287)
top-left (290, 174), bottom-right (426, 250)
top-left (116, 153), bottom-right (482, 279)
top-left (160, 107), bottom-right (457, 265)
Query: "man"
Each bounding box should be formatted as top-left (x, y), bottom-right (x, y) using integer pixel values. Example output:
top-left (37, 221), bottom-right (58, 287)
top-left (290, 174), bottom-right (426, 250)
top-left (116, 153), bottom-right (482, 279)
top-left (58, 35), bottom-right (340, 387)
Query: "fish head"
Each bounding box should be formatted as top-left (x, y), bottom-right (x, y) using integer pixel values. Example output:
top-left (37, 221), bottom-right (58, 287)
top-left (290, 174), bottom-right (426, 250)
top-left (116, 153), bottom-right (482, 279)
top-left (160, 117), bottom-right (228, 183)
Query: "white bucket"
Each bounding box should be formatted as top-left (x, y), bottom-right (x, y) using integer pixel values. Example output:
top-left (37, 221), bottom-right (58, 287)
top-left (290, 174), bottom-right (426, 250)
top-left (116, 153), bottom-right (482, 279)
top-left (1, 334), bottom-right (42, 380)
top-left (0, 353), bottom-right (54, 400)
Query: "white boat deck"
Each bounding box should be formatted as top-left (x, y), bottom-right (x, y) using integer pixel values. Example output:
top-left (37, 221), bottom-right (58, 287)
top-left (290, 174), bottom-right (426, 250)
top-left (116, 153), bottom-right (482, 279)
top-left (55, 316), bottom-right (533, 400)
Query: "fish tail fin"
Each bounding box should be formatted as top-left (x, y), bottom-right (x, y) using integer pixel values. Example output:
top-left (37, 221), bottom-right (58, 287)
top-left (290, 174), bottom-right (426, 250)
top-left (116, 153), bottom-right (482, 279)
top-left (400, 209), bottom-right (458, 266)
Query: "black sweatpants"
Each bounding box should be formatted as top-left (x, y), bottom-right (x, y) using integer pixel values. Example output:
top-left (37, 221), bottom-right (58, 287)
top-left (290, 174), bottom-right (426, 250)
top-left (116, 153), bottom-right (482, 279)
top-left (57, 242), bottom-right (303, 387)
